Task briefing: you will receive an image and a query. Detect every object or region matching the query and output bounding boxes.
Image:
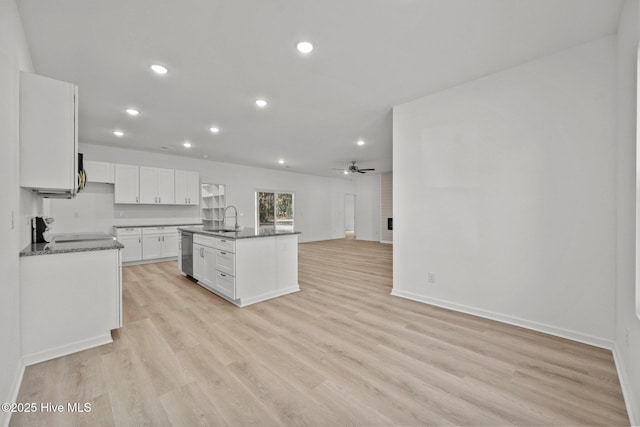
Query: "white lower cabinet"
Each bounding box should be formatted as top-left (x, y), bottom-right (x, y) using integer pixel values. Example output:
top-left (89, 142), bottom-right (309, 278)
top-left (193, 235), bottom-right (236, 297)
top-left (115, 225), bottom-right (185, 263)
top-left (142, 227), bottom-right (179, 260)
top-left (190, 233), bottom-right (299, 307)
top-left (142, 234), bottom-right (163, 260)
top-left (193, 242), bottom-right (215, 288)
top-left (115, 228), bottom-right (143, 262)
top-left (215, 270), bottom-right (235, 299)
top-left (20, 249), bottom-right (122, 365)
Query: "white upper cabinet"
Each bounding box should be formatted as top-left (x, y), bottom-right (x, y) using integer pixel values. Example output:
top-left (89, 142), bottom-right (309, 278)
top-left (114, 164), bottom-right (140, 204)
top-left (84, 160), bottom-right (114, 184)
top-left (113, 163), bottom-right (198, 205)
top-left (157, 168), bottom-right (175, 204)
top-left (140, 167), bottom-right (175, 204)
top-left (175, 170), bottom-right (200, 205)
top-left (20, 72), bottom-right (78, 197)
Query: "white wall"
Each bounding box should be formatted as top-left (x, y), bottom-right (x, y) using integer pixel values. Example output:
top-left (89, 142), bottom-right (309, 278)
top-left (354, 174), bottom-right (381, 241)
top-left (344, 194), bottom-right (355, 232)
top-left (49, 143), bottom-right (355, 243)
top-left (616, 0), bottom-right (640, 423)
top-left (0, 1), bottom-right (33, 426)
top-left (393, 37), bottom-right (617, 347)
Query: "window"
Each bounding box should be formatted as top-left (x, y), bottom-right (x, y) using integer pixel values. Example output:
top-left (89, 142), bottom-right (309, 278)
top-left (256, 191), bottom-right (294, 231)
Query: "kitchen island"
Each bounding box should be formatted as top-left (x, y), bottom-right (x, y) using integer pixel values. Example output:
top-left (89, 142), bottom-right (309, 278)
top-left (179, 226), bottom-right (300, 307)
top-left (20, 237), bottom-right (123, 365)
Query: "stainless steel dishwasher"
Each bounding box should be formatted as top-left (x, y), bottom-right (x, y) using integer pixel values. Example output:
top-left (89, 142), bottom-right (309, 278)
top-left (180, 230), bottom-right (193, 276)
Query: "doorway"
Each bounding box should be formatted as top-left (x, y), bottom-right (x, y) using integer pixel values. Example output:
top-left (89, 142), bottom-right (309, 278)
top-left (344, 194), bottom-right (355, 239)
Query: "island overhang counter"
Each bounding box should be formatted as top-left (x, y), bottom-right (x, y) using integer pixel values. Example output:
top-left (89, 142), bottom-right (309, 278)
top-left (178, 226), bottom-right (300, 307)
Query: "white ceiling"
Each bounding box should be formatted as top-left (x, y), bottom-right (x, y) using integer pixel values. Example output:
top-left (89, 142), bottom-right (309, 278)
top-left (17, 0), bottom-right (622, 177)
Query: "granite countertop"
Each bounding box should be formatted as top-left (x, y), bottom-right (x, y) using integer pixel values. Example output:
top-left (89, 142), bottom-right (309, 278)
top-left (113, 223), bottom-right (202, 229)
top-left (20, 239), bottom-right (124, 257)
top-left (178, 226), bottom-right (300, 240)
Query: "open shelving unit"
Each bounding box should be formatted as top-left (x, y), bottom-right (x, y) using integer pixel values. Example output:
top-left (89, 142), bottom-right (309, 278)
top-left (201, 183), bottom-right (226, 230)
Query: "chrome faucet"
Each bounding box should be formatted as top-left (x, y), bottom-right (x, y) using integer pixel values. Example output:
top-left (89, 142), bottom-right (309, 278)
top-left (223, 205), bottom-right (238, 230)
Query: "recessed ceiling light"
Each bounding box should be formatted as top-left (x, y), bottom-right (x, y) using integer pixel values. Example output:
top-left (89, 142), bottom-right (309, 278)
top-left (343, 170), bottom-right (349, 175)
top-left (203, 154), bottom-right (208, 159)
top-left (126, 108), bottom-right (139, 116)
top-left (150, 64), bottom-right (168, 75)
top-left (113, 130), bottom-right (124, 137)
top-left (357, 140), bottom-right (365, 146)
top-left (296, 41), bottom-right (314, 54)
top-left (278, 159), bottom-right (285, 164)
top-left (183, 141), bottom-right (191, 148)
top-left (255, 99), bottom-right (268, 108)
top-left (209, 127), bottom-right (220, 133)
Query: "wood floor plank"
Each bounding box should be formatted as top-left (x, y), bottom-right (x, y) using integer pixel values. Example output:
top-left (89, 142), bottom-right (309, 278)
top-left (11, 238), bottom-right (629, 426)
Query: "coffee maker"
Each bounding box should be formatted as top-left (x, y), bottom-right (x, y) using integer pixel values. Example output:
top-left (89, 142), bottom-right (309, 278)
top-left (32, 216), bottom-right (54, 244)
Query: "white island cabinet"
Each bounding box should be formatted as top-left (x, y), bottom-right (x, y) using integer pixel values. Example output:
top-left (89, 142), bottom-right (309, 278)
top-left (20, 246), bottom-right (122, 366)
top-left (187, 228), bottom-right (299, 307)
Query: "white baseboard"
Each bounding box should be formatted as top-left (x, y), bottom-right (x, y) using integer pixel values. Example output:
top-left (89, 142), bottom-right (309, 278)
top-left (379, 240), bottom-right (392, 244)
top-left (238, 285), bottom-right (301, 307)
top-left (122, 256), bottom-right (178, 266)
top-left (612, 343), bottom-right (639, 426)
top-left (390, 289), bottom-right (613, 349)
top-left (22, 334), bottom-right (113, 367)
top-left (1, 359), bottom-right (25, 427)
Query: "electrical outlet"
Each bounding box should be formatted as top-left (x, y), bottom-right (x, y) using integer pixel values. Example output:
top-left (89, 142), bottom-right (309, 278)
top-left (428, 273), bottom-right (436, 283)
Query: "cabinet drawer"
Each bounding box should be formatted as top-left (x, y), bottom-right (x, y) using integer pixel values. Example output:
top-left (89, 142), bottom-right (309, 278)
top-left (215, 271), bottom-right (235, 299)
top-left (115, 227), bottom-right (142, 237)
top-left (194, 234), bottom-right (215, 248)
top-left (215, 249), bottom-right (235, 276)
top-left (214, 237), bottom-right (235, 253)
top-left (143, 226), bottom-right (178, 235)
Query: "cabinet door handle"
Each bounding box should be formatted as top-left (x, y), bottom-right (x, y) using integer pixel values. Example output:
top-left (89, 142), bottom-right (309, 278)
top-left (162, 236), bottom-right (165, 242)
top-left (221, 240), bottom-right (226, 243)
top-left (159, 197), bottom-right (161, 203)
top-left (220, 273), bottom-right (226, 277)
top-left (200, 247), bottom-right (204, 257)
top-left (136, 196), bottom-right (139, 203)
top-left (138, 238), bottom-right (141, 243)
top-left (220, 251), bottom-right (226, 255)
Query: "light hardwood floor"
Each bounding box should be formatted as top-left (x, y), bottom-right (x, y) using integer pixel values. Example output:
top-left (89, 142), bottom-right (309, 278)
top-left (12, 238), bottom-right (629, 426)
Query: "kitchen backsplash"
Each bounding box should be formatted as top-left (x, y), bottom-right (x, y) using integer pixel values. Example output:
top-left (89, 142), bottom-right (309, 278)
top-left (47, 182), bottom-right (200, 234)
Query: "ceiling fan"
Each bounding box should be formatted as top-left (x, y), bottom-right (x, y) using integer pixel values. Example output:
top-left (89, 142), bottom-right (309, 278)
top-left (333, 161), bottom-right (376, 174)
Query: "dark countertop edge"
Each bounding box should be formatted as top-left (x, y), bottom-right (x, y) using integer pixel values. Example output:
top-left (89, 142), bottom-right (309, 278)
top-left (178, 226), bottom-right (301, 240)
top-left (20, 241), bottom-right (124, 257)
top-left (113, 223), bottom-right (202, 229)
